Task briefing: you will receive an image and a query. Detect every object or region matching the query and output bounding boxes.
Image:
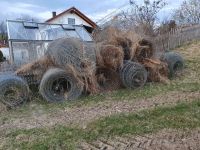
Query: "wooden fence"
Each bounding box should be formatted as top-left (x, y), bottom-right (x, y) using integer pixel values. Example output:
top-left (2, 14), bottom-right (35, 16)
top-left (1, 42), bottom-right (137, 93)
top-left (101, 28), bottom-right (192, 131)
top-left (154, 25), bottom-right (200, 54)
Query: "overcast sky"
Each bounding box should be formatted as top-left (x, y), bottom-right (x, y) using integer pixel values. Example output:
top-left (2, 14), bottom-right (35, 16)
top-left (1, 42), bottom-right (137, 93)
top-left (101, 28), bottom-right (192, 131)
top-left (0, 0), bottom-right (185, 22)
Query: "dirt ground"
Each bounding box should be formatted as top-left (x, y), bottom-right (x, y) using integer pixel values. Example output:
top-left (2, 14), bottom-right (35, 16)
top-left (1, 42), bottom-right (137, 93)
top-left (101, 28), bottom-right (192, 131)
top-left (79, 129), bottom-right (200, 150)
top-left (0, 91), bottom-right (199, 132)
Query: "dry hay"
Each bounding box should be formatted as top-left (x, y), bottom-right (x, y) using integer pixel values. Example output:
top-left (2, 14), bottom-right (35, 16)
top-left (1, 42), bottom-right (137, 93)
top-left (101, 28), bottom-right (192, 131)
top-left (96, 44), bottom-right (124, 71)
top-left (93, 26), bottom-right (155, 63)
top-left (96, 67), bottom-right (121, 92)
top-left (94, 27), bottom-right (141, 61)
top-left (133, 39), bottom-right (154, 62)
top-left (16, 56), bottom-right (98, 95)
top-left (143, 58), bottom-right (169, 83)
top-left (110, 37), bottom-right (134, 60)
top-left (110, 30), bottom-right (142, 61)
top-left (92, 26), bottom-right (122, 43)
top-left (16, 56), bottom-right (55, 81)
top-left (79, 60), bottom-right (99, 94)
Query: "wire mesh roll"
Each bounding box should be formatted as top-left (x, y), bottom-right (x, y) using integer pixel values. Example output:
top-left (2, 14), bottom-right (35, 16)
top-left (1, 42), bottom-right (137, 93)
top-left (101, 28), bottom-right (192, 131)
top-left (161, 52), bottom-right (184, 77)
top-left (39, 68), bottom-right (83, 102)
top-left (46, 38), bottom-right (96, 72)
top-left (120, 61), bottom-right (147, 89)
top-left (0, 74), bottom-right (29, 107)
top-left (96, 67), bottom-right (121, 92)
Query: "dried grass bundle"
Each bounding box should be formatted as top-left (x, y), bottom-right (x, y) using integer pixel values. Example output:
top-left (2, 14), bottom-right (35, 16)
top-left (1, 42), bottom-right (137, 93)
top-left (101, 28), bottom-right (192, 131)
top-left (79, 60), bottom-right (99, 94)
top-left (133, 39), bottom-right (154, 62)
top-left (93, 26), bottom-right (122, 43)
top-left (16, 56), bottom-right (55, 80)
top-left (96, 44), bottom-right (124, 70)
top-left (110, 37), bottom-right (134, 60)
top-left (143, 58), bottom-right (169, 84)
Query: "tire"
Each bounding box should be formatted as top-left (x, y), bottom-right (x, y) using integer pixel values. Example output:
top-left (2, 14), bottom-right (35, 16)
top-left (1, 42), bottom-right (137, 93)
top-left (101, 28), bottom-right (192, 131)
top-left (120, 61), bottom-right (147, 89)
top-left (0, 74), bottom-right (29, 107)
top-left (39, 68), bottom-right (83, 102)
top-left (162, 52), bottom-right (184, 77)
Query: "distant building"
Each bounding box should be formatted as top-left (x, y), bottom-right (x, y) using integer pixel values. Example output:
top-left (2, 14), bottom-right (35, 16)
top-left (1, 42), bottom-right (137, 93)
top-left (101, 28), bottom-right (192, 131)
top-left (46, 7), bottom-right (97, 33)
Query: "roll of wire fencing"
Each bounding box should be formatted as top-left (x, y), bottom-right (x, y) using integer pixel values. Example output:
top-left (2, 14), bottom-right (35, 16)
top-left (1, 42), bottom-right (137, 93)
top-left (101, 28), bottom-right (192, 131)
top-left (46, 38), bottom-right (96, 73)
top-left (161, 52), bottom-right (184, 78)
top-left (0, 74), bottom-right (29, 108)
top-left (39, 68), bottom-right (84, 102)
top-left (96, 67), bottom-right (121, 92)
top-left (120, 61), bottom-right (147, 89)
top-left (44, 38), bottom-right (97, 99)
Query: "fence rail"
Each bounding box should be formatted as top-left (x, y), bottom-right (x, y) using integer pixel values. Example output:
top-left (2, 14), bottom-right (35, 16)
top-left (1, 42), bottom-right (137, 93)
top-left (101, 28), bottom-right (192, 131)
top-left (154, 25), bottom-right (200, 54)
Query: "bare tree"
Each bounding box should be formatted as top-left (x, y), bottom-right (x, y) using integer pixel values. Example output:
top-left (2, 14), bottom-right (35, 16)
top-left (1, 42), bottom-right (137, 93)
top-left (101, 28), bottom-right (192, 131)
top-left (173, 0), bottom-right (200, 25)
top-left (158, 20), bottom-right (176, 34)
top-left (114, 0), bottom-right (167, 36)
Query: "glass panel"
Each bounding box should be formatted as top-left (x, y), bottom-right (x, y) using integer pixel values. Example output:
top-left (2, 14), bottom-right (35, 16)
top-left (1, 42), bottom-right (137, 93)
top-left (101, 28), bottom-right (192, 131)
top-left (62, 24), bottom-right (75, 30)
top-left (7, 20), bottom-right (93, 41)
top-left (65, 30), bottom-right (80, 38)
top-left (75, 26), bottom-right (93, 41)
top-left (49, 25), bottom-right (69, 40)
top-left (37, 24), bottom-right (52, 40)
top-left (23, 22), bottom-right (38, 29)
top-left (8, 21), bottom-right (27, 40)
top-left (8, 21), bottom-right (39, 40)
top-left (12, 41), bottom-right (50, 66)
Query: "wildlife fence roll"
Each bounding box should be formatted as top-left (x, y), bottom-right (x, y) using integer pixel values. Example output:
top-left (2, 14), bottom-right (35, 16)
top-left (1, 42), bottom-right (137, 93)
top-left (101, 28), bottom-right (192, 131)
top-left (39, 67), bottom-right (84, 102)
top-left (96, 67), bottom-right (121, 92)
top-left (120, 61), bottom-right (147, 89)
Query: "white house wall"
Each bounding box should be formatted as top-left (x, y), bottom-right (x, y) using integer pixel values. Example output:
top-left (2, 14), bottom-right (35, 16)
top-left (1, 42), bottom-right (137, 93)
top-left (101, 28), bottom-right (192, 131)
top-left (49, 13), bottom-right (92, 27)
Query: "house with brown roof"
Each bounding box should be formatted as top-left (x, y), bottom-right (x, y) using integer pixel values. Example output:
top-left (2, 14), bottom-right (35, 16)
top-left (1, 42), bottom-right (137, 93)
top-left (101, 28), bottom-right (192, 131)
top-left (46, 7), bottom-right (97, 33)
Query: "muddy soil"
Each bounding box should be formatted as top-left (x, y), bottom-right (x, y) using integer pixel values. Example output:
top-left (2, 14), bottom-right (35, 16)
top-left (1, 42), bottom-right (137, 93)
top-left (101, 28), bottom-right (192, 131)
top-left (79, 129), bottom-right (200, 150)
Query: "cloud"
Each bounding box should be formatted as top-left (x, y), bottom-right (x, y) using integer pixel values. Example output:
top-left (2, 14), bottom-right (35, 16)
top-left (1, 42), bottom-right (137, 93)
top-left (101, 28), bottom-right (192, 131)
top-left (0, 0), bottom-right (184, 23)
top-left (0, 1), bottom-right (49, 21)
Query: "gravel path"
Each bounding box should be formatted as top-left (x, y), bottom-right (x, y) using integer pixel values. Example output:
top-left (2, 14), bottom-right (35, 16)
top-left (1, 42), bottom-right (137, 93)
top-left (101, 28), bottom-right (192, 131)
top-left (0, 91), bottom-right (199, 132)
top-left (78, 129), bottom-right (200, 150)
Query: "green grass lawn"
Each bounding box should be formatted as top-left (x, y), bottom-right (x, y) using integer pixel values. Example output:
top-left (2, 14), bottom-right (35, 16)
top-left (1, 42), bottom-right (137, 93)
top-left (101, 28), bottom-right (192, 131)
top-left (2, 100), bottom-right (200, 150)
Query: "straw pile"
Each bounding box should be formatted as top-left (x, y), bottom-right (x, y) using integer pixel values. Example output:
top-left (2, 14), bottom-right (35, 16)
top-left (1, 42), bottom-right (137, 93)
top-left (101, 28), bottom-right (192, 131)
top-left (15, 25), bottom-right (175, 100)
top-left (94, 27), bottom-right (169, 85)
top-left (16, 56), bottom-right (55, 81)
top-left (96, 44), bottom-right (124, 70)
top-left (133, 39), bottom-right (154, 62)
top-left (143, 58), bottom-right (169, 83)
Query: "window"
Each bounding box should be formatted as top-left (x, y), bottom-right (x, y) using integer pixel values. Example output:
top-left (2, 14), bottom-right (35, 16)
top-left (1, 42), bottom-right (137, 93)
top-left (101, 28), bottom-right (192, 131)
top-left (68, 18), bottom-right (75, 25)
